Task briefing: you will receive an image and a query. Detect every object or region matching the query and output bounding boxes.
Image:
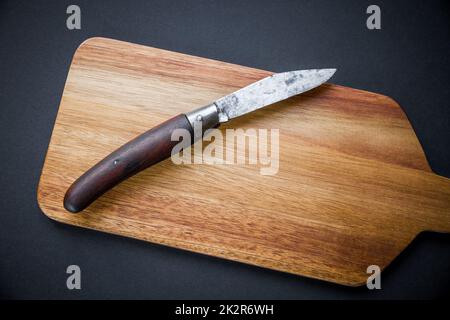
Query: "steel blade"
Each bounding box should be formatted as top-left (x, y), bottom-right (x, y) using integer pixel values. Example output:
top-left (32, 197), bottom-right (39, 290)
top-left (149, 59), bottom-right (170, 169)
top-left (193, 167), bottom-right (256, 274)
top-left (214, 68), bottom-right (336, 122)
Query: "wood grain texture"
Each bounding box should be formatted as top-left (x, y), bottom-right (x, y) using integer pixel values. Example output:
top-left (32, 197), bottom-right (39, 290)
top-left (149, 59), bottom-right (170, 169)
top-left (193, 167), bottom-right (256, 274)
top-left (37, 37), bottom-right (450, 286)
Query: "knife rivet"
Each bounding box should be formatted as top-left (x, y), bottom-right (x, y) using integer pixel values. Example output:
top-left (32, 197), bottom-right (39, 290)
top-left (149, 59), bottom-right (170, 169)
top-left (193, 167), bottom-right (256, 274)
top-left (113, 159), bottom-right (119, 165)
top-left (196, 115), bottom-right (203, 122)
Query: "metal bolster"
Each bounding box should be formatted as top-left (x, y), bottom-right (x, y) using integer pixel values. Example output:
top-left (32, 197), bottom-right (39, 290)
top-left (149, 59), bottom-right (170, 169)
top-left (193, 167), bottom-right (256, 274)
top-left (185, 103), bottom-right (220, 133)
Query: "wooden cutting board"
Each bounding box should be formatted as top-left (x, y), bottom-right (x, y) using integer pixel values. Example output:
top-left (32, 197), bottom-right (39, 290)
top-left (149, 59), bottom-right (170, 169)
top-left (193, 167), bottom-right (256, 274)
top-left (37, 37), bottom-right (450, 286)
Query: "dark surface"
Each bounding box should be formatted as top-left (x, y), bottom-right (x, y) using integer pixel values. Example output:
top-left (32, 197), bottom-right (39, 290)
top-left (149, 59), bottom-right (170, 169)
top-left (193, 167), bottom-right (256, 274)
top-left (64, 114), bottom-right (194, 213)
top-left (0, 0), bottom-right (449, 299)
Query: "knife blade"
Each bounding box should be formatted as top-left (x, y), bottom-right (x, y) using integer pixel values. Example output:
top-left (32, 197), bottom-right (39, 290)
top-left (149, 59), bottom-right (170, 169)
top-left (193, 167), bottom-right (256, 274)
top-left (64, 68), bottom-right (336, 212)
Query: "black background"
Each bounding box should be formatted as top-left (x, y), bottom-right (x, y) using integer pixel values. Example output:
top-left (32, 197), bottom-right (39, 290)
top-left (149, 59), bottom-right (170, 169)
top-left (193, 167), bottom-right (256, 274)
top-left (0, 0), bottom-right (449, 299)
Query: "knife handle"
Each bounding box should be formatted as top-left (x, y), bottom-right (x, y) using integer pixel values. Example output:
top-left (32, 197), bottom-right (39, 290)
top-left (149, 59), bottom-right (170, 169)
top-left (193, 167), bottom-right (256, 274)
top-left (64, 114), bottom-right (194, 213)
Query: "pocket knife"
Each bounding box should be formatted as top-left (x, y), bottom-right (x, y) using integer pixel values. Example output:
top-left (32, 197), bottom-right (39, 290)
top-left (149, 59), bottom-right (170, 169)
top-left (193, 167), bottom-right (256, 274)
top-left (64, 68), bottom-right (336, 212)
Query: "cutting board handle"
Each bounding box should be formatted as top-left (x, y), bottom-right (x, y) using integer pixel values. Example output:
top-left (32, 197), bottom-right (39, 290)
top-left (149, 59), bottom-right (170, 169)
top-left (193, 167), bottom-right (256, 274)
top-left (64, 114), bottom-right (193, 213)
top-left (416, 173), bottom-right (450, 234)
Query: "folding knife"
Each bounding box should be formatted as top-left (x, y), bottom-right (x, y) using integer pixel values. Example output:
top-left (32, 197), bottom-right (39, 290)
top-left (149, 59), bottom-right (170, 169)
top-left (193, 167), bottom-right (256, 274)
top-left (64, 68), bottom-right (336, 212)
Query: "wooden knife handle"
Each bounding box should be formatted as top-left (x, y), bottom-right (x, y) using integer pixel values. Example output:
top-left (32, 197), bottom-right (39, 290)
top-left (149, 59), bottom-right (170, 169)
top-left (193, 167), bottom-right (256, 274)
top-left (64, 114), bottom-right (194, 213)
